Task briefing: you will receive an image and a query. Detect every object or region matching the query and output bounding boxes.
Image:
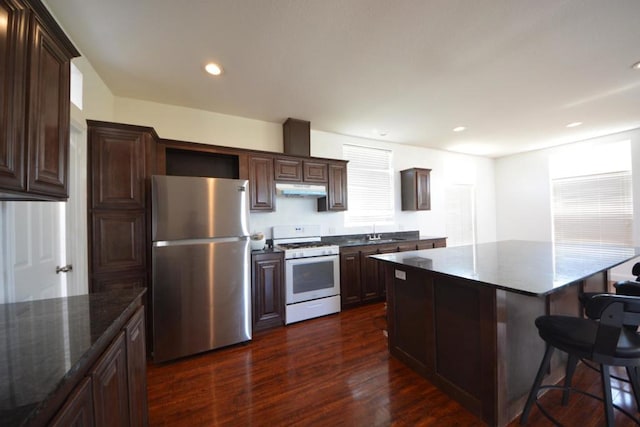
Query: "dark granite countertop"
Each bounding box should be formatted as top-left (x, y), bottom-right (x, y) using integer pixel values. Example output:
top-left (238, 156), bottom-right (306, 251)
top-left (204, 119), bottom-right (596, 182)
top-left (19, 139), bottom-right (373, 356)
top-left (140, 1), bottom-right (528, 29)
top-left (371, 240), bottom-right (640, 296)
top-left (0, 288), bottom-right (146, 426)
top-left (322, 231), bottom-right (446, 248)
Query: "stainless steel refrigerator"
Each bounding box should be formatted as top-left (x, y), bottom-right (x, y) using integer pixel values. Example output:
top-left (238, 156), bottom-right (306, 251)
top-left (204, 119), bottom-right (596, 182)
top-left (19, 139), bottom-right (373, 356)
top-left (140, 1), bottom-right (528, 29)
top-left (151, 175), bottom-right (252, 362)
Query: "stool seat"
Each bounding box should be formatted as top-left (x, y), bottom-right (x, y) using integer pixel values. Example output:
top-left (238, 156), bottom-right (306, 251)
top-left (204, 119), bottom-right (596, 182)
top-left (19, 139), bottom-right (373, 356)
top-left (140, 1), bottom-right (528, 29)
top-left (536, 315), bottom-right (640, 361)
top-left (521, 294), bottom-right (640, 426)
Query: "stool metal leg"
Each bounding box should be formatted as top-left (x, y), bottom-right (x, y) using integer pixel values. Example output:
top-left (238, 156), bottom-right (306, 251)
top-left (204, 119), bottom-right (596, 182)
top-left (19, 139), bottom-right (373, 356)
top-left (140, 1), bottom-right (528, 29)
top-left (562, 354), bottom-right (578, 405)
top-left (626, 366), bottom-right (640, 410)
top-left (521, 344), bottom-right (555, 425)
top-left (601, 365), bottom-right (614, 426)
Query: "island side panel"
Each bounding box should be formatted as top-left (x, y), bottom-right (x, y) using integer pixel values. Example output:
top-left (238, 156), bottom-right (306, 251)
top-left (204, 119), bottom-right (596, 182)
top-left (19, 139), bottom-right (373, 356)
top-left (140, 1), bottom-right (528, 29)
top-left (504, 291), bottom-right (546, 423)
top-left (384, 262), bottom-right (432, 377)
top-left (383, 262), bottom-right (499, 425)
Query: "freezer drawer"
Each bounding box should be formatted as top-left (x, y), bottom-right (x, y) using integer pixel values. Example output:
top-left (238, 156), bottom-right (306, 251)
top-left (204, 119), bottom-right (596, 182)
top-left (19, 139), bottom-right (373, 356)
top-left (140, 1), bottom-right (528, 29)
top-left (152, 239), bottom-right (251, 362)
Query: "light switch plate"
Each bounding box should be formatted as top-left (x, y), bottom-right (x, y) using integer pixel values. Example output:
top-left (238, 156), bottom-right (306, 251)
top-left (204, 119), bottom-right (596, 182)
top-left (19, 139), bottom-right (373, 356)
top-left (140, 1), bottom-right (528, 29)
top-left (394, 269), bottom-right (407, 280)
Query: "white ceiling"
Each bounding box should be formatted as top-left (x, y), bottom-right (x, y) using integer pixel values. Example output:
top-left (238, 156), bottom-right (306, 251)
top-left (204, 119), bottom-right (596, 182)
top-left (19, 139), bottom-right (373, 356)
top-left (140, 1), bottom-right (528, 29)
top-left (45, 0), bottom-right (640, 158)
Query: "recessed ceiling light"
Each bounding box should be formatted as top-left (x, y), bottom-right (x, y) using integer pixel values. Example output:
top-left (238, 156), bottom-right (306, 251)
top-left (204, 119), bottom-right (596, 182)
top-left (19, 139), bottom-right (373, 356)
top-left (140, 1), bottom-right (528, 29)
top-left (372, 128), bottom-right (388, 137)
top-left (631, 61), bottom-right (640, 70)
top-left (566, 122), bottom-right (583, 128)
top-left (205, 62), bottom-right (223, 76)
top-left (453, 126), bottom-right (466, 132)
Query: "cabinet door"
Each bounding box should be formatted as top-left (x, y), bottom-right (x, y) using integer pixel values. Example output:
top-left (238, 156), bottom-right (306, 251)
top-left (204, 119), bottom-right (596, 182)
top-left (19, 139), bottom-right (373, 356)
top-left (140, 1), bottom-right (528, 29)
top-left (249, 155), bottom-right (274, 211)
top-left (376, 245), bottom-right (399, 300)
top-left (92, 332), bottom-right (130, 427)
top-left (274, 156), bottom-right (302, 181)
top-left (125, 307), bottom-right (148, 427)
top-left (415, 169), bottom-right (431, 210)
top-left (90, 127), bottom-right (148, 209)
top-left (252, 252), bottom-right (284, 331)
top-left (319, 162), bottom-right (347, 211)
top-left (340, 249), bottom-right (361, 308)
top-left (360, 247), bottom-right (381, 302)
top-left (49, 377), bottom-right (94, 427)
top-left (25, 14), bottom-right (71, 198)
top-left (0, 0), bottom-right (28, 193)
top-left (91, 211), bottom-right (146, 275)
top-left (303, 161), bottom-right (327, 183)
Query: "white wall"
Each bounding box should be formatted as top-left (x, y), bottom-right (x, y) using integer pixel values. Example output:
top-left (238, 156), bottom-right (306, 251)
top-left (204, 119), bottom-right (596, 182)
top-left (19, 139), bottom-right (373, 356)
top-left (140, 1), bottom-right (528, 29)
top-left (495, 128), bottom-right (640, 281)
top-left (114, 98), bottom-right (282, 152)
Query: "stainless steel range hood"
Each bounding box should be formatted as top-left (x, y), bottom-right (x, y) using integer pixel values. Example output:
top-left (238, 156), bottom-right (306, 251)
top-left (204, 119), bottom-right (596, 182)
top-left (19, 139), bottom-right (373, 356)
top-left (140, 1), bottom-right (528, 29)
top-left (275, 182), bottom-right (327, 198)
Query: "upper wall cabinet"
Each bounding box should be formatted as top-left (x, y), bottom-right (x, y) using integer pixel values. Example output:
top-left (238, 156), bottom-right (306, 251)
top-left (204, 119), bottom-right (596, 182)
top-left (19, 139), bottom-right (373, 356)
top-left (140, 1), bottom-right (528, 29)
top-left (318, 160), bottom-right (348, 211)
top-left (0, 0), bottom-right (79, 200)
top-left (400, 168), bottom-right (431, 211)
top-left (249, 154), bottom-right (275, 212)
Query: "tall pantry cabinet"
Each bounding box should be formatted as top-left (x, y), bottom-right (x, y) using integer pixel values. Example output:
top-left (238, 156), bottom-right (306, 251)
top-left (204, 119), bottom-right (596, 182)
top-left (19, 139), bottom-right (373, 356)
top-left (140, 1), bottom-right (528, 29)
top-left (87, 121), bottom-right (158, 347)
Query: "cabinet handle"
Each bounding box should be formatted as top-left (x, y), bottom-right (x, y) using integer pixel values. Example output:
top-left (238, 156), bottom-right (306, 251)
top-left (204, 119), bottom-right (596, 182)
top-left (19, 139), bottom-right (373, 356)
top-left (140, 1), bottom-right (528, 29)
top-left (56, 264), bottom-right (73, 274)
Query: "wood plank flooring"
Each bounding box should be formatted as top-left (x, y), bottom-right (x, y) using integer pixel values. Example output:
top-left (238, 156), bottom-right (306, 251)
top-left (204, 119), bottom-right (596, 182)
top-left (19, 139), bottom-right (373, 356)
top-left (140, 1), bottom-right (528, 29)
top-left (147, 303), bottom-right (640, 426)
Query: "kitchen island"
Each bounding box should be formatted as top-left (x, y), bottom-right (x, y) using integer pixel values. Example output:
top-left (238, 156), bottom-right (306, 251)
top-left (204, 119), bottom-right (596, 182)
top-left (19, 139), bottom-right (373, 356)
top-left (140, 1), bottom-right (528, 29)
top-left (372, 240), bottom-right (640, 427)
top-left (0, 289), bottom-right (147, 426)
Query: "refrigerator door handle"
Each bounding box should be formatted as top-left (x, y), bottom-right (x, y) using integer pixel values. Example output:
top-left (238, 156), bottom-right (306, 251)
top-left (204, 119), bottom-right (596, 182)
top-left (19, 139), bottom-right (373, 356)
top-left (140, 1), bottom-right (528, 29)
top-left (154, 236), bottom-right (249, 247)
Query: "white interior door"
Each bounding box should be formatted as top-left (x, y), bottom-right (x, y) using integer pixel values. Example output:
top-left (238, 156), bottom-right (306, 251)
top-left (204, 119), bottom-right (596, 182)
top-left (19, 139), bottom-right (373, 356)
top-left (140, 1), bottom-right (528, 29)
top-left (9, 201), bottom-right (66, 301)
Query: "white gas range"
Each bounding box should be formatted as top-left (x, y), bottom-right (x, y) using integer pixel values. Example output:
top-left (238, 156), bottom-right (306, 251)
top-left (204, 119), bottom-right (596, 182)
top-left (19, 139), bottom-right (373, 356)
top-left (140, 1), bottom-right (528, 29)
top-left (272, 225), bottom-right (341, 324)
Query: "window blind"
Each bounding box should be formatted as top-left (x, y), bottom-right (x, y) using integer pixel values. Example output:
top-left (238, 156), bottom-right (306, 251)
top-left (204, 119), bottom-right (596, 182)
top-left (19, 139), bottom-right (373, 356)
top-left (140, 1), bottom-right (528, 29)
top-left (343, 144), bottom-right (393, 224)
top-left (552, 171), bottom-right (633, 248)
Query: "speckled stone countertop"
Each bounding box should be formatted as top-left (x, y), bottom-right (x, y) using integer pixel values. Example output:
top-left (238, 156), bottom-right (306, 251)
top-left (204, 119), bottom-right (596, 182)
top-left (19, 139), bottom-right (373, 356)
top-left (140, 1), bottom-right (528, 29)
top-left (322, 230), bottom-right (446, 247)
top-left (0, 288), bottom-right (146, 426)
top-left (372, 240), bottom-right (640, 296)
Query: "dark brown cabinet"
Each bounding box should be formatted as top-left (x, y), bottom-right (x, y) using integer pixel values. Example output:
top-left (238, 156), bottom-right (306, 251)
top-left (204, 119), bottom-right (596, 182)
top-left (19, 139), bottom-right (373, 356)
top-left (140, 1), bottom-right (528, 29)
top-left (318, 161), bottom-right (348, 211)
top-left (303, 160), bottom-right (328, 183)
top-left (88, 305), bottom-right (147, 427)
top-left (92, 332), bottom-right (130, 427)
top-left (401, 168), bottom-right (431, 211)
top-left (340, 238), bottom-right (446, 309)
top-left (249, 154), bottom-right (275, 211)
top-left (273, 156), bottom-right (328, 184)
top-left (125, 306), bottom-right (148, 426)
top-left (49, 377), bottom-right (94, 427)
top-left (252, 252), bottom-right (285, 331)
top-left (0, 0), bottom-right (78, 200)
top-left (340, 248), bottom-right (361, 308)
top-left (0, 0), bottom-right (29, 195)
top-left (87, 122), bottom-right (157, 294)
top-left (274, 156), bottom-right (302, 182)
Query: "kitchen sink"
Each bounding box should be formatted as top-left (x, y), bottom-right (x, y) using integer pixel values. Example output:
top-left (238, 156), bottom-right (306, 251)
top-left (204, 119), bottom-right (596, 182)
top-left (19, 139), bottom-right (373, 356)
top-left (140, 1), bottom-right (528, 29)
top-left (344, 237), bottom-right (406, 245)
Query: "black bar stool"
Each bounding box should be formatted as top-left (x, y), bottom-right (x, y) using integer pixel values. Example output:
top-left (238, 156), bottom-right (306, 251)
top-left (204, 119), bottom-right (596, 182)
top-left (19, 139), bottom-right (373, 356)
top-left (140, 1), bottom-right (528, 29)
top-left (520, 294), bottom-right (640, 426)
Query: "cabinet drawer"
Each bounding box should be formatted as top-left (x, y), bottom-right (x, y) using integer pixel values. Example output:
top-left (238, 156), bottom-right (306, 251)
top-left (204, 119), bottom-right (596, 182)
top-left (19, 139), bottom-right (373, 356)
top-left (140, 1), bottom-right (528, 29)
top-left (303, 161), bottom-right (328, 183)
top-left (274, 157), bottom-right (302, 181)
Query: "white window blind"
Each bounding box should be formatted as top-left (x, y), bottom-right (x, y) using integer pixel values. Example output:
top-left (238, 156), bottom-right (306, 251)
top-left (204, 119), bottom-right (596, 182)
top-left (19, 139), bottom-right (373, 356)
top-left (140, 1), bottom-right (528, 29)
top-left (550, 140), bottom-right (633, 251)
top-left (445, 184), bottom-right (476, 247)
top-left (343, 144), bottom-right (393, 224)
top-left (552, 171), bottom-right (633, 246)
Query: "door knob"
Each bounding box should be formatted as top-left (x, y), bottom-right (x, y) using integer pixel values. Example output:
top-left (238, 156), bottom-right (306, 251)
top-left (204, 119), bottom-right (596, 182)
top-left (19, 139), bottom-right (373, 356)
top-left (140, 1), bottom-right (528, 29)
top-left (56, 264), bottom-right (73, 274)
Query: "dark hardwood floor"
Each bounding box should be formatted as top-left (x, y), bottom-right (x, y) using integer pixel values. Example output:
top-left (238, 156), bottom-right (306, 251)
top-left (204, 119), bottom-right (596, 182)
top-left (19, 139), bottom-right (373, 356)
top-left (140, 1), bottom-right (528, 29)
top-left (147, 303), bottom-right (640, 426)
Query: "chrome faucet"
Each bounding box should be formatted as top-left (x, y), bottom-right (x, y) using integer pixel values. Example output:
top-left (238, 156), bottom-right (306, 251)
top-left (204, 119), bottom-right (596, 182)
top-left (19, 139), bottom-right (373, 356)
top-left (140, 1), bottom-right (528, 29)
top-left (368, 224), bottom-right (381, 241)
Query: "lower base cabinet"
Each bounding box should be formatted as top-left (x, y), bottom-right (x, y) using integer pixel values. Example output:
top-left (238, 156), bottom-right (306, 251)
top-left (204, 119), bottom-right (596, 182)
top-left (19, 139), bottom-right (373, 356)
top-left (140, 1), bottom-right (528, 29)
top-left (252, 252), bottom-right (285, 331)
top-left (340, 238), bottom-right (446, 309)
top-left (49, 378), bottom-right (94, 426)
top-left (50, 306), bottom-right (148, 427)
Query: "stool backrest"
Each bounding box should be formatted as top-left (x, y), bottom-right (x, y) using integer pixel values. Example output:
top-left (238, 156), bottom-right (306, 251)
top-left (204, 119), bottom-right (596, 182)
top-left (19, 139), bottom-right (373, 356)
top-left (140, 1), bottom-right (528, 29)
top-left (614, 280), bottom-right (640, 297)
top-left (587, 294), bottom-right (640, 363)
